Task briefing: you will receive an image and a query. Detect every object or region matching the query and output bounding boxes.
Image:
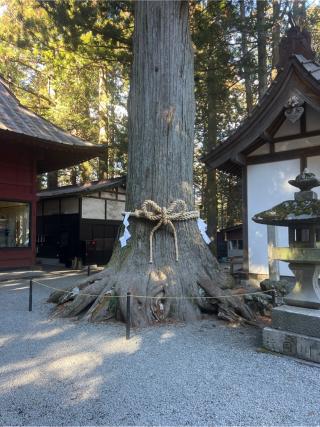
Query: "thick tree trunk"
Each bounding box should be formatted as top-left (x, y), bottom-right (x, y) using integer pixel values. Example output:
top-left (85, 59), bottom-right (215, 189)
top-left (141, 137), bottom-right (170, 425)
top-left (239, 0), bottom-right (253, 113)
top-left (50, 1), bottom-right (253, 326)
top-left (292, 0), bottom-right (306, 27)
top-left (47, 171), bottom-right (58, 189)
top-left (257, 0), bottom-right (268, 99)
top-left (98, 67), bottom-right (109, 180)
top-left (205, 63), bottom-right (218, 254)
top-left (272, 0), bottom-right (281, 69)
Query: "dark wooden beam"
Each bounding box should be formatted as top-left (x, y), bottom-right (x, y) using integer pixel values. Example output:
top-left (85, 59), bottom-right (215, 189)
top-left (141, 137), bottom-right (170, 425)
top-left (242, 167), bottom-right (249, 278)
top-left (273, 128), bottom-right (320, 143)
top-left (247, 145), bottom-right (320, 165)
top-left (270, 141), bottom-right (275, 154)
top-left (301, 105), bottom-right (307, 134)
top-left (231, 152), bottom-right (246, 166)
top-left (261, 131), bottom-right (273, 143)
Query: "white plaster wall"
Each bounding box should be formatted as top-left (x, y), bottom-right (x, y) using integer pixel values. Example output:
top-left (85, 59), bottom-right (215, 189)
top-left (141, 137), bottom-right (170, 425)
top-left (306, 105), bottom-right (320, 132)
top-left (101, 191), bottom-right (117, 199)
top-left (248, 143), bottom-right (269, 156)
top-left (274, 118), bottom-right (300, 137)
top-left (106, 200), bottom-right (125, 220)
top-left (275, 135), bottom-right (320, 152)
top-left (82, 198), bottom-right (105, 220)
top-left (247, 159), bottom-right (300, 276)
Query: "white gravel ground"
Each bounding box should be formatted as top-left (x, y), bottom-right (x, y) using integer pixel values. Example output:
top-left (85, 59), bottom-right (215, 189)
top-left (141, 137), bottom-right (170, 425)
top-left (0, 271), bottom-right (320, 426)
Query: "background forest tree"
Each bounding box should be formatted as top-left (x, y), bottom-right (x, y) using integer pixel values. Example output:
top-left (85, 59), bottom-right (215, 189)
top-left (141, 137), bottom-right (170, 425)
top-left (0, 0), bottom-right (319, 235)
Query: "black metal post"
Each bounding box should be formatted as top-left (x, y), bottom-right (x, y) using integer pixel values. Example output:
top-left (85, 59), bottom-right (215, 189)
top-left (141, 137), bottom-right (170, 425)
top-left (126, 292), bottom-right (131, 340)
top-left (29, 279), bottom-right (33, 312)
top-left (87, 265), bottom-right (91, 276)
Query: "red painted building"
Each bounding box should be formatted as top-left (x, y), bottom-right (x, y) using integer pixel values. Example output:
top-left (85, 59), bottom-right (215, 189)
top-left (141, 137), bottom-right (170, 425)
top-left (0, 76), bottom-right (104, 269)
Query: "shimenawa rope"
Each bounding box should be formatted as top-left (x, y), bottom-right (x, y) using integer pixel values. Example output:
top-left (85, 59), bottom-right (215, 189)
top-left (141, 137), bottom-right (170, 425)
top-left (129, 199), bottom-right (199, 263)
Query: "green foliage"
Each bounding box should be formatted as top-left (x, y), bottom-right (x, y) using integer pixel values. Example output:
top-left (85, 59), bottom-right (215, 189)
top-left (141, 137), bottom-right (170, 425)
top-left (0, 0), bottom-right (132, 186)
top-left (0, 0), bottom-right (320, 231)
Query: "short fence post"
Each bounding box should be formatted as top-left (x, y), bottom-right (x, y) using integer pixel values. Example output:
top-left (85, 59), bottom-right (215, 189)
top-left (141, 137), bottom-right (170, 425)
top-left (29, 279), bottom-right (33, 312)
top-left (126, 292), bottom-right (131, 340)
top-left (87, 265), bottom-right (91, 276)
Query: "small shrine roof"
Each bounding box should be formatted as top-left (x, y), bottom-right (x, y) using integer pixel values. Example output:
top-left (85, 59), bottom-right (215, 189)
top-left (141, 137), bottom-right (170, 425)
top-left (37, 176), bottom-right (126, 199)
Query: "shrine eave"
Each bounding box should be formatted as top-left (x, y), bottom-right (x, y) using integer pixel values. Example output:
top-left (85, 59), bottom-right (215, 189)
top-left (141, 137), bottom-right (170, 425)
top-left (0, 128), bottom-right (105, 173)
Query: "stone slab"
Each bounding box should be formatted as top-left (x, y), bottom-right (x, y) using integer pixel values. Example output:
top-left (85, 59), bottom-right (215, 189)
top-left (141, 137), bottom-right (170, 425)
top-left (263, 327), bottom-right (320, 363)
top-left (272, 305), bottom-right (320, 338)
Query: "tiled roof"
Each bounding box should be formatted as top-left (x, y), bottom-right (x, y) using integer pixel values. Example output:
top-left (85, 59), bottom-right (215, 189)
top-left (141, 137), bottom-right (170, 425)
top-left (0, 76), bottom-right (96, 148)
top-left (37, 176), bottom-right (126, 199)
top-left (294, 54), bottom-right (320, 81)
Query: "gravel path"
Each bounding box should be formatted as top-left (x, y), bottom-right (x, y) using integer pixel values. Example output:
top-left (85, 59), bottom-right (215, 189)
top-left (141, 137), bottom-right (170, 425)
top-left (0, 272), bottom-right (320, 426)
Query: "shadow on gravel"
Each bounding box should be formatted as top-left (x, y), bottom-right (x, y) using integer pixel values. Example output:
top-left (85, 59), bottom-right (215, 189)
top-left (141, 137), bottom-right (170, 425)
top-left (0, 277), bottom-right (320, 426)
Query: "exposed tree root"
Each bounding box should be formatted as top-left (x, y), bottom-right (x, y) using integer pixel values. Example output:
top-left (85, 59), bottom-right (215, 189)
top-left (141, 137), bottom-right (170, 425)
top-left (48, 223), bottom-right (254, 326)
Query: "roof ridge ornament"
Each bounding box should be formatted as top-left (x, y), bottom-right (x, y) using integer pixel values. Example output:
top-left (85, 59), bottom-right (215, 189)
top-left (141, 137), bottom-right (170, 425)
top-left (284, 94), bottom-right (304, 123)
top-left (277, 26), bottom-right (315, 70)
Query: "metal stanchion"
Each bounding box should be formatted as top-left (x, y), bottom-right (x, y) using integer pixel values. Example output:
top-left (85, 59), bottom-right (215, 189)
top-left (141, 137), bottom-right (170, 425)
top-left (126, 292), bottom-right (131, 340)
top-left (29, 279), bottom-right (33, 312)
top-left (87, 265), bottom-right (91, 276)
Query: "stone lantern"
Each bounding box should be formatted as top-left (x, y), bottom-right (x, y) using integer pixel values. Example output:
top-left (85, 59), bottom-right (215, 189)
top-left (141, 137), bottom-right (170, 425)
top-left (253, 169), bottom-right (320, 363)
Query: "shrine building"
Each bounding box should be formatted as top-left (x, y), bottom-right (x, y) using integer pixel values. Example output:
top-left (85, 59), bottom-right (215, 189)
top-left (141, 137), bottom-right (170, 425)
top-left (203, 27), bottom-right (320, 281)
top-left (37, 177), bottom-right (126, 268)
top-left (0, 76), bottom-right (104, 269)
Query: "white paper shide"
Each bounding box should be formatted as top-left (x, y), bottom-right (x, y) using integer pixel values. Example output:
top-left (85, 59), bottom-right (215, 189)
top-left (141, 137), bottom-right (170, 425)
top-left (197, 218), bottom-right (211, 244)
top-left (119, 212), bottom-right (131, 247)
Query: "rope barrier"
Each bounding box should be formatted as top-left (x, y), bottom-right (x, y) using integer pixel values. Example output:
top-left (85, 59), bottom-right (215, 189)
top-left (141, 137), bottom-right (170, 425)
top-left (33, 279), bottom-right (275, 300)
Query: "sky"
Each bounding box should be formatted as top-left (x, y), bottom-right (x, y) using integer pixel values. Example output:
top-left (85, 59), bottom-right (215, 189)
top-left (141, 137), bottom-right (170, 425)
top-left (0, 5), bottom-right (6, 16)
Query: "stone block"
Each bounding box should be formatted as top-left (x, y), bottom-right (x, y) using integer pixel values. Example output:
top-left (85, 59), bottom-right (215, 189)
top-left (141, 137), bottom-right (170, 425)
top-left (294, 190), bottom-right (317, 201)
top-left (272, 305), bottom-right (320, 338)
top-left (263, 327), bottom-right (320, 363)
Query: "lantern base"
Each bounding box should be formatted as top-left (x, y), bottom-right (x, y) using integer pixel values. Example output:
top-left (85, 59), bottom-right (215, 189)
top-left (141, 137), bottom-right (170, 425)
top-left (263, 305), bottom-right (320, 363)
top-left (263, 327), bottom-right (320, 364)
top-left (285, 263), bottom-right (320, 309)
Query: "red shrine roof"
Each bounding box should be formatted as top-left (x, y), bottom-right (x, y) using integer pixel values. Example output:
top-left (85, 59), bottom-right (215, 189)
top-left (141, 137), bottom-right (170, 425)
top-left (0, 76), bottom-right (105, 173)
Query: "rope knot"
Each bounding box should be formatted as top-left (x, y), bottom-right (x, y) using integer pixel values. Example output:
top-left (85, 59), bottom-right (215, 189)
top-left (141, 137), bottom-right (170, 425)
top-left (131, 199), bottom-right (199, 263)
top-left (161, 207), bottom-right (169, 225)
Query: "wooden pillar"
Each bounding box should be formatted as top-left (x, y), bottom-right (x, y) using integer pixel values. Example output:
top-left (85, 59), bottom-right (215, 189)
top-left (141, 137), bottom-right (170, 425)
top-left (267, 225), bottom-right (280, 281)
top-left (242, 167), bottom-right (249, 277)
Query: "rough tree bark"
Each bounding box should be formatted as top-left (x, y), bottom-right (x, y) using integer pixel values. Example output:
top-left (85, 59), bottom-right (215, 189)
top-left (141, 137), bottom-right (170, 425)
top-left (49, 1), bottom-right (253, 326)
top-left (204, 58), bottom-right (218, 255)
top-left (239, 0), bottom-right (253, 113)
top-left (257, 0), bottom-right (268, 99)
top-left (47, 171), bottom-right (58, 189)
top-left (272, 0), bottom-right (281, 69)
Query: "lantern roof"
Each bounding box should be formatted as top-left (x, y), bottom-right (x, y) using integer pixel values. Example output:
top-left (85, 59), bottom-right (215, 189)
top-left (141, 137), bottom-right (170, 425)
top-left (253, 170), bottom-right (320, 226)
